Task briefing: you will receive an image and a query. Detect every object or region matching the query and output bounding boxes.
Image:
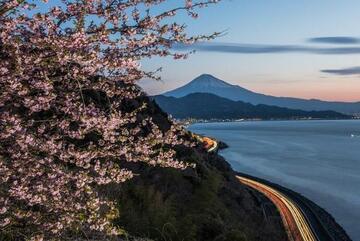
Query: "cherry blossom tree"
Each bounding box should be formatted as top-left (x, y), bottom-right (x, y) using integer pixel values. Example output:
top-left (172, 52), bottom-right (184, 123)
top-left (0, 0), bottom-right (220, 240)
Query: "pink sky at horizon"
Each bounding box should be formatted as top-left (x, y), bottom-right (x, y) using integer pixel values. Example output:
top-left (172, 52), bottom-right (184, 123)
top-left (240, 81), bottom-right (360, 102)
top-left (247, 87), bottom-right (360, 102)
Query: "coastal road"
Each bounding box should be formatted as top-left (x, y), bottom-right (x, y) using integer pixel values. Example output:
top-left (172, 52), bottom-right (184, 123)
top-left (193, 134), bottom-right (219, 153)
top-left (199, 136), bottom-right (347, 241)
top-left (207, 138), bottom-right (218, 152)
top-left (237, 176), bottom-right (318, 241)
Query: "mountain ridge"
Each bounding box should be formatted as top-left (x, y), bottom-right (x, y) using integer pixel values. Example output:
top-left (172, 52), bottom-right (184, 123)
top-left (154, 93), bottom-right (351, 120)
top-left (163, 74), bottom-right (360, 114)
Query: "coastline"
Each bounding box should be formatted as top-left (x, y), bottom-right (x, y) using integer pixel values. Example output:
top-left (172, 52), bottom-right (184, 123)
top-left (203, 136), bottom-right (352, 241)
top-left (183, 117), bottom-right (360, 126)
top-left (236, 172), bottom-right (352, 241)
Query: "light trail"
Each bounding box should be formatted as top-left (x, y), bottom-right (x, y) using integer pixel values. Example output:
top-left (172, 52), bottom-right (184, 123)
top-left (237, 176), bottom-right (318, 241)
top-left (207, 138), bottom-right (218, 152)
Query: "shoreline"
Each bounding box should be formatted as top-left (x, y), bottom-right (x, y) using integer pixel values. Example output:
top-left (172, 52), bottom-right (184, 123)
top-left (185, 118), bottom-right (360, 126)
top-left (236, 172), bottom-right (352, 241)
top-left (201, 136), bottom-right (352, 241)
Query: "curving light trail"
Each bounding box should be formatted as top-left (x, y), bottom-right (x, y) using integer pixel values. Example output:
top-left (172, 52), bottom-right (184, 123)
top-left (237, 176), bottom-right (318, 241)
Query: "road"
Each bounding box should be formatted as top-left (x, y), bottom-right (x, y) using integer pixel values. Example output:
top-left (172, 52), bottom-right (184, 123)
top-left (237, 176), bottom-right (318, 241)
top-left (192, 134), bottom-right (219, 153)
top-left (197, 134), bottom-right (347, 241)
top-left (206, 137), bottom-right (218, 152)
top-left (198, 134), bottom-right (348, 241)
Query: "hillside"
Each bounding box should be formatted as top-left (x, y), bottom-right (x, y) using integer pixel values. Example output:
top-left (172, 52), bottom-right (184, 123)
top-left (103, 94), bottom-right (288, 241)
top-left (163, 74), bottom-right (360, 115)
top-left (154, 93), bottom-right (350, 120)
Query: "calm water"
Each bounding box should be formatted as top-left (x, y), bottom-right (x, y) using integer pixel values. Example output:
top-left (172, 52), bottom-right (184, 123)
top-left (188, 120), bottom-right (360, 241)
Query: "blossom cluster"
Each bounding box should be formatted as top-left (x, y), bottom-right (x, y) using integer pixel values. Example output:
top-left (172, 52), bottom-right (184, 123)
top-left (0, 0), bottom-right (220, 240)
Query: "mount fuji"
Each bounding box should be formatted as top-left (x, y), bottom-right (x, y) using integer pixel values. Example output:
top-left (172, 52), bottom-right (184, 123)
top-left (163, 74), bottom-right (360, 115)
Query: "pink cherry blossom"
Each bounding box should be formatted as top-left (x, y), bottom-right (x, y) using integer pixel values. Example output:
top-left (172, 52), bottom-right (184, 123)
top-left (0, 0), bottom-right (220, 240)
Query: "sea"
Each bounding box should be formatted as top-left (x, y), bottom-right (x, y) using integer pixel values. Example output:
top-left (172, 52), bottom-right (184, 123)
top-left (188, 120), bottom-right (360, 241)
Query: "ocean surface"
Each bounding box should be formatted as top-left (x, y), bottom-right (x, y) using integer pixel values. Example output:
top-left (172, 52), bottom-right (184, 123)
top-left (188, 120), bottom-right (360, 241)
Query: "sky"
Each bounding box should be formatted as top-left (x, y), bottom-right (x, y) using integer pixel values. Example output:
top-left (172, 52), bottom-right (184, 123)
top-left (139, 0), bottom-right (360, 102)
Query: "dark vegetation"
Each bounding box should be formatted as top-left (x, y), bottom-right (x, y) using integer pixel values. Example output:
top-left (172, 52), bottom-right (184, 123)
top-left (101, 97), bottom-right (288, 241)
top-left (110, 148), bottom-right (288, 241)
top-left (154, 93), bottom-right (351, 120)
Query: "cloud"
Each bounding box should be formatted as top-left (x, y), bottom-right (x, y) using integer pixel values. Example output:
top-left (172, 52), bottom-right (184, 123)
top-left (174, 42), bottom-right (360, 55)
top-left (321, 66), bottom-right (360, 75)
top-left (308, 37), bottom-right (360, 44)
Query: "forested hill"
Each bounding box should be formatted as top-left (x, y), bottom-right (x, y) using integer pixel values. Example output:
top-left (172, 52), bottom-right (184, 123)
top-left (110, 94), bottom-right (288, 241)
top-left (154, 93), bottom-right (351, 120)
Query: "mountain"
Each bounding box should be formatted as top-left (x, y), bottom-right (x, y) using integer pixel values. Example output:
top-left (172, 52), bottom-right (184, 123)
top-left (154, 93), bottom-right (351, 120)
top-left (163, 74), bottom-right (360, 115)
